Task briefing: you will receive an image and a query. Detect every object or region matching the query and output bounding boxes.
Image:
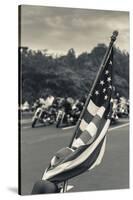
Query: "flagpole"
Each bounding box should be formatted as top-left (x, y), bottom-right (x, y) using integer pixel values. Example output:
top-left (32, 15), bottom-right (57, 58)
top-left (62, 30), bottom-right (118, 192)
top-left (69, 30), bottom-right (118, 148)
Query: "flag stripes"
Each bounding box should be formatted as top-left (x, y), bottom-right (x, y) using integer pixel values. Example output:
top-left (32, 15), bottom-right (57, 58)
top-left (47, 137), bottom-right (107, 183)
top-left (73, 105), bottom-right (107, 148)
top-left (89, 136), bottom-right (106, 170)
top-left (43, 119), bottom-right (111, 182)
top-left (87, 99), bottom-right (99, 116)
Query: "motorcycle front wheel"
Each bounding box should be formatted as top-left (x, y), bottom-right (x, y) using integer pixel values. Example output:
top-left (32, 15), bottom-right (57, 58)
top-left (31, 118), bottom-right (37, 128)
top-left (56, 116), bottom-right (62, 128)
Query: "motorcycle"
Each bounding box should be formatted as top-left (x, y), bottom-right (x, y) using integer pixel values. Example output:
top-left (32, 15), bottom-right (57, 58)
top-left (117, 103), bottom-right (129, 118)
top-left (56, 107), bottom-right (81, 128)
top-left (69, 108), bottom-right (81, 125)
top-left (32, 105), bottom-right (56, 128)
top-left (56, 108), bottom-right (65, 128)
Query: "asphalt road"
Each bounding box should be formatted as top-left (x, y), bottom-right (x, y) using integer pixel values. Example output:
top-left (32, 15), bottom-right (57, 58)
top-left (20, 117), bottom-right (129, 195)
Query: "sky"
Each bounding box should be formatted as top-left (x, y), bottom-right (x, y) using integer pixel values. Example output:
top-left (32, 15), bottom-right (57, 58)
top-left (20, 5), bottom-right (129, 55)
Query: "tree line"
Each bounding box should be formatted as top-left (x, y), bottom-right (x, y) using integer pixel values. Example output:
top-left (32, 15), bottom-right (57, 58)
top-left (20, 44), bottom-right (129, 104)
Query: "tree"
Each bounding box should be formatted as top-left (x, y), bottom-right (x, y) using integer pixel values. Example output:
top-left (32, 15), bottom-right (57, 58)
top-left (20, 44), bottom-right (129, 104)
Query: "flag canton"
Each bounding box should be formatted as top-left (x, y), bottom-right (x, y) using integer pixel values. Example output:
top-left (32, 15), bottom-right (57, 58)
top-left (91, 49), bottom-right (113, 107)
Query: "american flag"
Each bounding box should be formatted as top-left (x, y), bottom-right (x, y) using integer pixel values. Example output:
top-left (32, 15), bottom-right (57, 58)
top-left (43, 47), bottom-right (114, 182)
top-left (72, 47), bottom-right (114, 146)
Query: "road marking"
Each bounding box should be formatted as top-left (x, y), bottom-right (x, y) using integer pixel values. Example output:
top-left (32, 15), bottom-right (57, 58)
top-left (22, 122), bottom-right (129, 144)
top-left (62, 125), bottom-right (75, 130)
top-left (62, 122), bottom-right (129, 131)
top-left (108, 123), bottom-right (129, 132)
top-left (21, 121), bottom-right (129, 131)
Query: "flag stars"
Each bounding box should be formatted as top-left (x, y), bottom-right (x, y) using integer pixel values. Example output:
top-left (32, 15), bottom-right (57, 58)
top-left (109, 85), bottom-right (112, 89)
top-left (103, 88), bottom-right (106, 93)
top-left (104, 95), bottom-right (108, 100)
top-left (95, 90), bottom-right (99, 95)
top-left (110, 98), bottom-right (114, 103)
top-left (107, 77), bottom-right (111, 82)
top-left (105, 70), bottom-right (109, 75)
top-left (109, 60), bottom-right (112, 65)
top-left (100, 80), bottom-right (104, 85)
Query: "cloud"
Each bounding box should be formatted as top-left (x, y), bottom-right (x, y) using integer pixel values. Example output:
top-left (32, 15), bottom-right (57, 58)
top-left (20, 5), bottom-right (129, 54)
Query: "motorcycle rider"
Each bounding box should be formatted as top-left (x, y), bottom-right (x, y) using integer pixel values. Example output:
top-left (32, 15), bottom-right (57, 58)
top-left (63, 97), bottom-right (72, 113)
top-left (61, 96), bottom-right (73, 123)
